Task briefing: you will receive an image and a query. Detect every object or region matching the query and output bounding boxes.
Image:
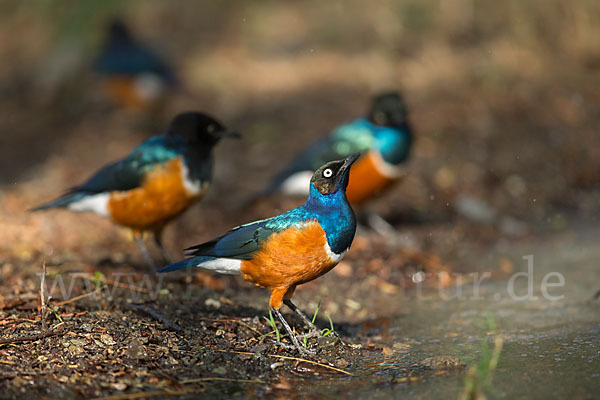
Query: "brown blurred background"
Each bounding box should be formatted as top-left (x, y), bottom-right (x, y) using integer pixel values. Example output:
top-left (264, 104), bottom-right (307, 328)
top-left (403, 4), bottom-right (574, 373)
top-left (1, 0), bottom-right (599, 263)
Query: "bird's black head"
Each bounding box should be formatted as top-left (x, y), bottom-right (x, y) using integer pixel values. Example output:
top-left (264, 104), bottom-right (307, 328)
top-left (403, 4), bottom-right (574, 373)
top-left (311, 153), bottom-right (360, 195)
top-left (108, 19), bottom-right (133, 44)
top-left (166, 112), bottom-right (239, 147)
top-left (367, 91), bottom-right (408, 128)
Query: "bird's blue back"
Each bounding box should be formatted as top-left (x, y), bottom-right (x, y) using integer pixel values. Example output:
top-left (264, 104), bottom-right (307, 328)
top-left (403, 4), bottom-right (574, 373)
top-left (71, 135), bottom-right (201, 195)
top-left (94, 37), bottom-right (176, 84)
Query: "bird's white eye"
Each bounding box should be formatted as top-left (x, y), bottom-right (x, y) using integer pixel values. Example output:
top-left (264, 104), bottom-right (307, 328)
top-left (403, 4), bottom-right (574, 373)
top-left (323, 168), bottom-right (333, 178)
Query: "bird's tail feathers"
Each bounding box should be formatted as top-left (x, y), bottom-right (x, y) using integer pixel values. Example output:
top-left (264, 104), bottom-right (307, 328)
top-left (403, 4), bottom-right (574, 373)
top-left (30, 192), bottom-right (87, 211)
top-left (159, 256), bottom-right (241, 275)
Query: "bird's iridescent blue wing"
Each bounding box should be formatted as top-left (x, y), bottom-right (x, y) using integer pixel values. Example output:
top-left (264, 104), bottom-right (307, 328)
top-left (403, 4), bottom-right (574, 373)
top-left (186, 208), bottom-right (313, 260)
top-left (71, 136), bottom-right (180, 194)
top-left (94, 38), bottom-right (176, 84)
top-left (186, 221), bottom-right (274, 260)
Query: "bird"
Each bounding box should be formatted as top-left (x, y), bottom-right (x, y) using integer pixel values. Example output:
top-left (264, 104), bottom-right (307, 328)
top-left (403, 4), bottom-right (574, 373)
top-left (253, 91), bottom-right (413, 231)
top-left (93, 19), bottom-right (177, 111)
top-left (33, 112), bottom-right (238, 268)
top-left (159, 154), bottom-right (360, 354)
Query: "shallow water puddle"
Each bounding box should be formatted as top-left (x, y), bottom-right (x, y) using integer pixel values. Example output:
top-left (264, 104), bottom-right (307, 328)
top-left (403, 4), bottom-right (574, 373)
top-left (285, 227), bottom-right (600, 399)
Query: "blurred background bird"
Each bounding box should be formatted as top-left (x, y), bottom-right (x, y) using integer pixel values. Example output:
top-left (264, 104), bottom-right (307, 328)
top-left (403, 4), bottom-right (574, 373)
top-left (160, 154), bottom-right (359, 354)
top-left (251, 91), bottom-right (413, 233)
top-left (32, 111), bottom-right (238, 268)
top-left (93, 18), bottom-right (177, 112)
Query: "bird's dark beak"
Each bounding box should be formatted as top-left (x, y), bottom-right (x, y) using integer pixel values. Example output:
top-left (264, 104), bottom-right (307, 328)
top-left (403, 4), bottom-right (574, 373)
top-left (220, 129), bottom-right (241, 139)
top-left (338, 153), bottom-right (360, 176)
top-left (335, 152), bottom-right (360, 189)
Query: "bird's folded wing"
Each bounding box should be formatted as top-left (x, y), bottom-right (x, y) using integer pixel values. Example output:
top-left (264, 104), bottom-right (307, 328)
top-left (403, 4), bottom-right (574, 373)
top-left (95, 43), bottom-right (176, 84)
top-left (185, 220), bottom-right (278, 260)
top-left (68, 137), bottom-right (179, 194)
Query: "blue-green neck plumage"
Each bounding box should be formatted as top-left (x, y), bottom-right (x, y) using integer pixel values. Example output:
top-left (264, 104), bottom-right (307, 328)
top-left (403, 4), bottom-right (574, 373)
top-left (333, 118), bottom-right (412, 165)
top-left (303, 183), bottom-right (356, 254)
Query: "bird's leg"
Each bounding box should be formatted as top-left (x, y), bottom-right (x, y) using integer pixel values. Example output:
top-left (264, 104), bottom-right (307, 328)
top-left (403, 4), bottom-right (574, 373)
top-left (284, 298), bottom-right (340, 339)
top-left (134, 233), bottom-right (157, 270)
top-left (153, 229), bottom-right (173, 264)
top-left (269, 288), bottom-right (315, 355)
top-left (271, 307), bottom-right (315, 356)
top-left (283, 298), bottom-right (319, 333)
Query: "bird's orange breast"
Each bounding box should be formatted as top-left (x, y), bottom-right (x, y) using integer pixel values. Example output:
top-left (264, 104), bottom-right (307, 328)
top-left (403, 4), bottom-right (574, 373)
top-left (240, 222), bottom-right (339, 292)
top-left (107, 157), bottom-right (206, 232)
top-left (346, 150), bottom-right (405, 205)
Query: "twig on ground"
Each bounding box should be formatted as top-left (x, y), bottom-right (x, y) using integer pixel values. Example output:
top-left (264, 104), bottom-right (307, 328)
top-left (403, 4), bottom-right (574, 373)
top-left (268, 354), bottom-right (352, 375)
top-left (54, 287), bottom-right (104, 307)
top-left (214, 349), bottom-right (353, 375)
top-left (0, 329), bottom-right (65, 345)
top-left (0, 318), bottom-right (37, 326)
top-left (40, 261), bottom-right (47, 331)
top-left (118, 302), bottom-right (182, 332)
top-left (179, 377), bottom-right (265, 384)
top-left (91, 389), bottom-right (194, 400)
top-left (0, 369), bottom-right (56, 379)
top-left (103, 278), bottom-right (150, 293)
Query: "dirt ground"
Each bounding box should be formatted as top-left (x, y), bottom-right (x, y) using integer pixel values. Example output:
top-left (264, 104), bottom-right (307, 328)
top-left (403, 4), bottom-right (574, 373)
top-left (2, 2), bottom-right (600, 399)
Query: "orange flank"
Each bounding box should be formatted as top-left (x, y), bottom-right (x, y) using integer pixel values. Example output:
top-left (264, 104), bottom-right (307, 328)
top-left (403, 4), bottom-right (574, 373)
top-left (240, 222), bottom-right (339, 309)
top-left (345, 150), bottom-right (405, 205)
top-left (108, 157), bottom-right (206, 232)
top-left (104, 77), bottom-right (157, 111)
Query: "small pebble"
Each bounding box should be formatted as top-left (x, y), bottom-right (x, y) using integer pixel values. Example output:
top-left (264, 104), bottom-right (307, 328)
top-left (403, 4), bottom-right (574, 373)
top-left (100, 334), bottom-right (116, 346)
top-left (419, 356), bottom-right (465, 370)
top-left (71, 338), bottom-right (87, 347)
top-left (126, 339), bottom-right (148, 360)
top-left (67, 345), bottom-right (84, 355)
top-left (336, 359), bottom-right (349, 368)
top-left (270, 362), bottom-right (284, 370)
top-left (111, 382), bottom-right (127, 391)
top-left (204, 298), bottom-right (221, 309)
top-left (393, 342), bottom-right (411, 352)
top-left (317, 335), bottom-right (339, 347)
top-left (212, 366), bottom-right (227, 374)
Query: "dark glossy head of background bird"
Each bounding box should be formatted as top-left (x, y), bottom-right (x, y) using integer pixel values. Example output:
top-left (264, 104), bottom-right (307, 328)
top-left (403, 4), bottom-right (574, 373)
top-left (367, 91), bottom-right (408, 128)
top-left (108, 19), bottom-right (133, 44)
top-left (166, 112), bottom-right (240, 147)
top-left (311, 153), bottom-right (360, 195)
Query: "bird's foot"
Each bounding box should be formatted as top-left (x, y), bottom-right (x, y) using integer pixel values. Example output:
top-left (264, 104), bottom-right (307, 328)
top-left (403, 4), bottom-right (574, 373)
top-left (298, 329), bottom-right (322, 339)
top-left (303, 320), bottom-right (319, 332)
top-left (271, 306), bottom-right (317, 356)
top-left (293, 341), bottom-right (317, 356)
top-left (297, 345), bottom-right (316, 356)
top-left (297, 323), bottom-right (340, 339)
top-left (273, 336), bottom-right (316, 356)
